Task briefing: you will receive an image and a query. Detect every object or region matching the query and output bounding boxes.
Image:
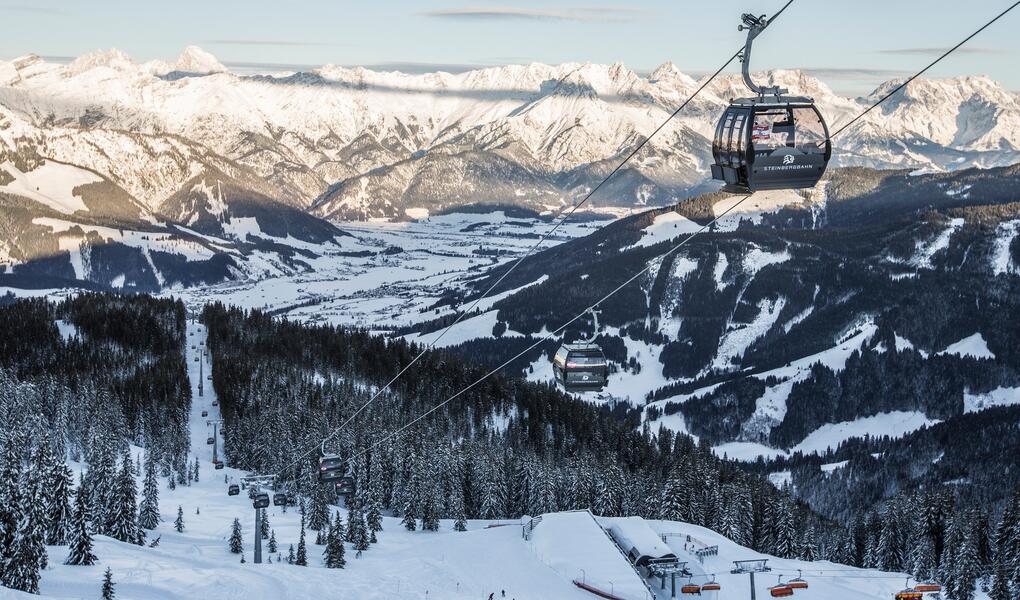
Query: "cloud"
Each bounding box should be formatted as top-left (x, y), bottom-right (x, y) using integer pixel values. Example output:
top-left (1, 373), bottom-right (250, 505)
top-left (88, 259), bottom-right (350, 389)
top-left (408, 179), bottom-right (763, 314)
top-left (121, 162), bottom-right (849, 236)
top-left (0, 3), bottom-right (68, 15)
top-left (876, 47), bottom-right (1005, 56)
top-left (800, 67), bottom-right (912, 80)
top-left (422, 6), bottom-right (640, 23)
top-left (204, 39), bottom-right (345, 48)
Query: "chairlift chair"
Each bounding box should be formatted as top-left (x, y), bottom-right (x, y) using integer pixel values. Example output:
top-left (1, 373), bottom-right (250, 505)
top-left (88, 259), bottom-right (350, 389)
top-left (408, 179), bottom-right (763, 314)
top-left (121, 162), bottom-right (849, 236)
top-left (701, 578), bottom-right (721, 592)
top-left (788, 570), bottom-right (808, 589)
top-left (710, 13), bottom-right (830, 194)
top-left (769, 576), bottom-right (794, 598)
top-left (680, 578), bottom-right (702, 595)
top-left (913, 583), bottom-right (941, 593)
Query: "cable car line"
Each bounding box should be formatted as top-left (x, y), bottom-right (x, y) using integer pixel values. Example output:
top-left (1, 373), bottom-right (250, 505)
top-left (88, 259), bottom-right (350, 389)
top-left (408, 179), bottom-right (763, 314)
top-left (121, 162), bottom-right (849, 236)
top-left (280, 0), bottom-right (1017, 490)
top-left (827, 0), bottom-right (1020, 140)
top-left (347, 193), bottom-right (757, 463)
top-left (331, 0), bottom-right (1020, 469)
top-left (268, 0), bottom-right (801, 483)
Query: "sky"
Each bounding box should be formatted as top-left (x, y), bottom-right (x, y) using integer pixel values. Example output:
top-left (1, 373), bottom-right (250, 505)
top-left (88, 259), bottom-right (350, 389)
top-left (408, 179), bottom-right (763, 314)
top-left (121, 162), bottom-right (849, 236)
top-left (1, 0), bottom-right (1018, 96)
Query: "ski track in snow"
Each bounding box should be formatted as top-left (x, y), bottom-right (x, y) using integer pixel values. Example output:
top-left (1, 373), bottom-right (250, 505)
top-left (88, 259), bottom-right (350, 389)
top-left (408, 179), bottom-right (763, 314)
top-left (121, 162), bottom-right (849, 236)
top-left (913, 218), bottom-right (964, 268)
top-left (791, 411), bottom-right (939, 456)
top-left (710, 296), bottom-right (787, 372)
top-left (991, 220), bottom-right (1019, 275)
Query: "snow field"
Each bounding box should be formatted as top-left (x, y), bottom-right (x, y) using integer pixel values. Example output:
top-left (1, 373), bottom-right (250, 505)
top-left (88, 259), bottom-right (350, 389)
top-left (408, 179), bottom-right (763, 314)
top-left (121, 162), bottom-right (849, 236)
top-left (0, 160), bottom-right (101, 215)
top-left (936, 333), bottom-right (995, 360)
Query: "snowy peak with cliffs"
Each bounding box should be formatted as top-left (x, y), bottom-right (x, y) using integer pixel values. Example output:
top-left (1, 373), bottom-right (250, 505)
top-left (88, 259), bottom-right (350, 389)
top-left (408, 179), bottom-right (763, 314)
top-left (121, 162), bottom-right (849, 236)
top-left (1, 47), bottom-right (1019, 220)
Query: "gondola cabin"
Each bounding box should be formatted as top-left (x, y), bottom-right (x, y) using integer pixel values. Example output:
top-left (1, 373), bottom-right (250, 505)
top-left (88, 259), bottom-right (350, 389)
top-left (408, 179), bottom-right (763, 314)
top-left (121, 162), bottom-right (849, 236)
top-left (318, 454), bottom-right (347, 483)
top-left (214, 461), bottom-right (224, 470)
top-left (553, 343), bottom-right (608, 392)
top-left (336, 477), bottom-right (356, 496)
top-left (201, 410), bottom-right (208, 417)
top-left (227, 483), bottom-right (240, 496)
top-left (252, 492), bottom-right (270, 509)
top-left (273, 493), bottom-right (287, 506)
top-left (711, 98), bottom-right (830, 194)
top-left (206, 437), bottom-right (214, 445)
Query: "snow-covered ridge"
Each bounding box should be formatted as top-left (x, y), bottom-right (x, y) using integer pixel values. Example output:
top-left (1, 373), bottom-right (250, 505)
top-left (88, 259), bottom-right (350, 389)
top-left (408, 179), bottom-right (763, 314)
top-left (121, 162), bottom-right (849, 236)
top-left (2, 48), bottom-right (1019, 218)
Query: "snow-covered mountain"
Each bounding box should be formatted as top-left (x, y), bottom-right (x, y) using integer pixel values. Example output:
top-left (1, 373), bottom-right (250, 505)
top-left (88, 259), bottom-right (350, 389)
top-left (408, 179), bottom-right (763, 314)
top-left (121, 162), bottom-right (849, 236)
top-left (2, 48), bottom-right (1020, 222)
top-left (395, 165), bottom-right (1020, 518)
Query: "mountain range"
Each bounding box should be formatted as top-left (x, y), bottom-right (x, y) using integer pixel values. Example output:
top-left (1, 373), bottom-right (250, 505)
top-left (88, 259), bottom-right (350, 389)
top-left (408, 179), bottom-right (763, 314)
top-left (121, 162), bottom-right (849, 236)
top-left (2, 46), bottom-right (1020, 291)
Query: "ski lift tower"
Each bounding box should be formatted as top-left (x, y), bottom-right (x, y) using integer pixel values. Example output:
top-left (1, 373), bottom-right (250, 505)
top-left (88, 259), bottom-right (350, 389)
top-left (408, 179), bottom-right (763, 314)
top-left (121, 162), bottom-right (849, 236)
top-left (647, 559), bottom-right (687, 599)
top-left (241, 474), bottom-right (276, 564)
top-left (206, 418), bottom-right (224, 465)
top-left (732, 559), bottom-right (771, 600)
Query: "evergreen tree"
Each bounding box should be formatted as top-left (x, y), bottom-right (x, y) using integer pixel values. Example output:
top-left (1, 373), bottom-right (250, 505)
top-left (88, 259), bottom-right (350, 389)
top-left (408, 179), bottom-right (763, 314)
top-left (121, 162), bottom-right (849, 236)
top-left (774, 504), bottom-right (797, 559)
top-left (308, 488), bottom-right (329, 532)
top-left (193, 457), bottom-right (200, 483)
top-left (174, 506), bottom-right (185, 533)
top-left (268, 530), bottom-right (278, 554)
top-left (323, 513), bottom-right (346, 569)
top-left (355, 521), bottom-right (370, 557)
top-left (877, 508), bottom-right (903, 572)
top-left (346, 507), bottom-right (361, 543)
top-left (260, 511), bottom-right (270, 540)
top-left (287, 544), bottom-right (295, 564)
top-left (4, 501), bottom-right (44, 593)
top-left (911, 532), bottom-right (937, 582)
top-left (65, 489), bottom-right (97, 566)
top-left (990, 498), bottom-right (1017, 600)
top-left (952, 514), bottom-right (981, 600)
top-left (366, 500), bottom-right (383, 537)
top-left (101, 567), bottom-right (115, 600)
top-left (658, 468), bottom-right (686, 522)
top-left (46, 464), bottom-right (74, 545)
top-left (108, 451), bottom-right (139, 543)
top-left (229, 518), bottom-right (243, 554)
top-left (0, 436), bottom-right (24, 581)
top-left (451, 488), bottom-right (467, 532)
top-left (295, 515), bottom-right (308, 566)
top-left (138, 453), bottom-right (161, 530)
top-left (421, 492), bottom-right (440, 532)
